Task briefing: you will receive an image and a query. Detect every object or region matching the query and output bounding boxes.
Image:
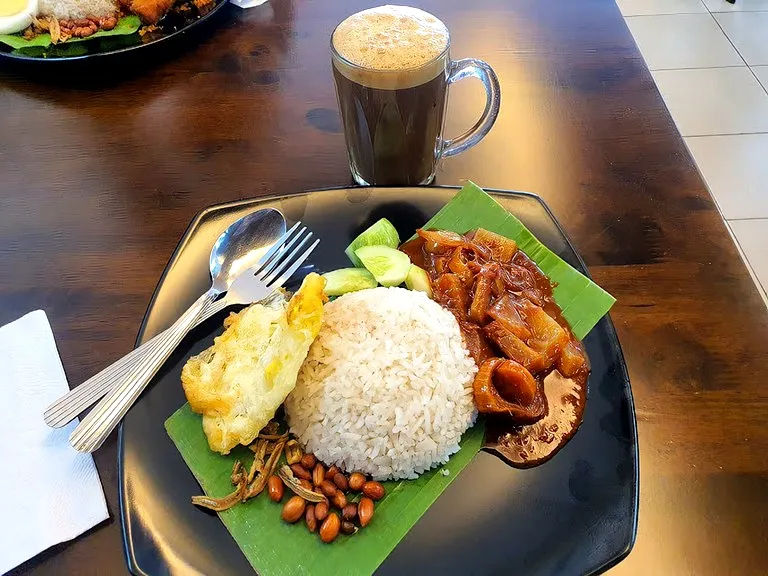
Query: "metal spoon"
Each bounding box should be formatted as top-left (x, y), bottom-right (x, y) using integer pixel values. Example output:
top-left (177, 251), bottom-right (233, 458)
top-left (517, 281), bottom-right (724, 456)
top-left (43, 208), bottom-right (287, 428)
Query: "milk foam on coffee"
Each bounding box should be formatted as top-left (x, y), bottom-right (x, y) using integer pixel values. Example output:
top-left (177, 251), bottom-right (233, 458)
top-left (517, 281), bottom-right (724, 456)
top-left (332, 5), bottom-right (450, 89)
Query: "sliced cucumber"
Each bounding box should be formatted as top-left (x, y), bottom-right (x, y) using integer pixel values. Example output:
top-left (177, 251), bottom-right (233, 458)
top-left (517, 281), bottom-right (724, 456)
top-left (322, 268), bottom-right (378, 296)
top-left (405, 264), bottom-right (432, 297)
top-left (345, 218), bottom-right (400, 267)
top-left (354, 245), bottom-right (411, 287)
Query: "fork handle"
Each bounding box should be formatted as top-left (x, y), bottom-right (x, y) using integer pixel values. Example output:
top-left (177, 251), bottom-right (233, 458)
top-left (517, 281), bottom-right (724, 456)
top-left (69, 290), bottom-right (218, 452)
top-left (43, 296), bottom-right (230, 429)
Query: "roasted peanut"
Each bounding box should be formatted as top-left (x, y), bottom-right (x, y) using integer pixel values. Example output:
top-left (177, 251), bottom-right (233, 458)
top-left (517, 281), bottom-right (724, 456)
top-left (333, 473), bottom-right (349, 491)
top-left (301, 454), bottom-right (317, 470)
top-left (362, 481), bottom-right (385, 500)
top-left (100, 16), bottom-right (117, 30)
top-left (314, 500), bottom-right (329, 522)
top-left (290, 463), bottom-right (312, 481)
top-left (319, 512), bottom-right (340, 543)
top-left (341, 520), bottom-right (357, 535)
top-left (327, 465), bottom-right (340, 478)
top-left (267, 475), bottom-right (284, 502)
top-left (73, 18), bottom-right (90, 26)
top-left (305, 504), bottom-right (317, 533)
top-left (319, 480), bottom-right (338, 498)
top-left (298, 479), bottom-right (313, 491)
top-left (342, 503), bottom-right (357, 521)
top-left (281, 496), bottom-right (305, 523)
top-left (348, 472), bottom-right (366, 491)
top-left (358, 497), bottom-right (374, 527)
top-left (312, 463), bottom-right (325, 487)
top-left (332, 491), bottom-right (347, 510)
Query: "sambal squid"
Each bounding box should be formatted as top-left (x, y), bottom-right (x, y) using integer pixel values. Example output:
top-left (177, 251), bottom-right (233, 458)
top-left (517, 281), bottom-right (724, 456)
top-left (401, 228), bottom-right (590, 467)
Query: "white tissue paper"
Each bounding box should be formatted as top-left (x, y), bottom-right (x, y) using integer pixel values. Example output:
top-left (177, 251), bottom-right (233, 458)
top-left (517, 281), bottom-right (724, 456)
top-left (0, 311), bottom-right (109, 574)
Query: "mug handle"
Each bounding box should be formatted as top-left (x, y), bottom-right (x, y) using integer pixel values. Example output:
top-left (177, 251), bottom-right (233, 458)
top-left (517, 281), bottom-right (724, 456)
top-left (440, 58), bottom-right (501, 158)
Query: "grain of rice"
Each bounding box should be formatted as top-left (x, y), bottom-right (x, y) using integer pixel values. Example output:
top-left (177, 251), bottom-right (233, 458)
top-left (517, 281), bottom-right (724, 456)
top-left (285, 287), bottom-right (477, 481)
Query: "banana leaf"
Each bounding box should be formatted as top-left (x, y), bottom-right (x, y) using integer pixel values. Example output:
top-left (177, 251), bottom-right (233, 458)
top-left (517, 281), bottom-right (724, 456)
top-left (165, 182), bottom-right (615, 575)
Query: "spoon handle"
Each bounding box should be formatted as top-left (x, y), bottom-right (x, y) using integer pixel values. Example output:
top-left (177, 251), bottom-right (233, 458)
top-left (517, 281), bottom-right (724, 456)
top-left (69, 290), bottom-right (218, 452)
top-left (42, 296), bottom-right (231, 429)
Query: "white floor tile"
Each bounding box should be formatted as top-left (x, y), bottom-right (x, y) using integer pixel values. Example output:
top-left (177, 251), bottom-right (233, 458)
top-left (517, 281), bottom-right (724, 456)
top-left (729, 219), bottom-right (768, 296)
top-left (753, 66), bottom-right (768, 92)
top-left (685, 134), bottom-right (768, 219)
top-left (702, 0), bottom-right (768, 11)
top-left (626, 14), bottom-right (743, 70)
top-left (715, 12), bottom-right (768, 66)
top-left (725, 222), bottom-right (768, 305)
top-left (617, 0), bottom-right (707, 16)
top-left (652, 67), bottom-right (768, 135)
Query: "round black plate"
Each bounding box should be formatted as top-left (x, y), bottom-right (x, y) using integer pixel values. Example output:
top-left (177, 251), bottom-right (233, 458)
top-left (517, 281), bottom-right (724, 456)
top-left (0, 0), bottom-right (228, 64)
top-left (119, 186), bottom-right (639, 575)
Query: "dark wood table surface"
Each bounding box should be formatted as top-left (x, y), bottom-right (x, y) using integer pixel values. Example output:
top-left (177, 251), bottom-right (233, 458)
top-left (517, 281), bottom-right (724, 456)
top-left (2, 0), bottom-right (767, 574)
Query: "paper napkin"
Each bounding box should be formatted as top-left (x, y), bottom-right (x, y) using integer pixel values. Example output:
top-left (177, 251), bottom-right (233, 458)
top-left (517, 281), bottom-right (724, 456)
top-left (0, 311), bottom-right (109, 574)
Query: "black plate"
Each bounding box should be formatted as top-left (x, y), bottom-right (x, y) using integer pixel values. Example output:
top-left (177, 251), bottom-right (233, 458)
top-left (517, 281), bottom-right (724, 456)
top-left (0, 0), bottom-right (228, 64)
top-left (119, 186), bottom-right (639, 576)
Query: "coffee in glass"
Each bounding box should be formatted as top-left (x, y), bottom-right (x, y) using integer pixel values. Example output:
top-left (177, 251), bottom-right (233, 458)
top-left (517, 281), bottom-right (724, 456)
top-left (331, 5), bottom-right (500, 186)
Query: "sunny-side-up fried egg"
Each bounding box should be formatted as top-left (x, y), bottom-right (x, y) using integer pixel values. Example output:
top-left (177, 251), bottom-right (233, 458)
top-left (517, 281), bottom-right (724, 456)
top-left (181, 272), bottom-right (326, 454)
top-left (0, 0), bottom-right (37, 34)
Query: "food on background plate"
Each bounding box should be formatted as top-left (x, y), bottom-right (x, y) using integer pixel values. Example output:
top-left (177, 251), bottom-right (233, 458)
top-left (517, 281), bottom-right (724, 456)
top-left (285, 286), bottom-right (477, 481)
top-left (125, 0), bottom-right (173, 25)
top-left (181, 273), bottom-right (326, 454)
top-left (0, 0), bottom-right (37, 35)
top-left (0, 0), bottom-right (216, 55)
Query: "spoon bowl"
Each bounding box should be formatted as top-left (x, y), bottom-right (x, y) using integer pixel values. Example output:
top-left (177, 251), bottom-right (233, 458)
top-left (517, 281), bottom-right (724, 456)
top-left (210, 207), bottom-right (287, 291)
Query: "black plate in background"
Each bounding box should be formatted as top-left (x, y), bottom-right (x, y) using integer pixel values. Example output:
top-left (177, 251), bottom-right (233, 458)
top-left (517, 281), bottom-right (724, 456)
top-left (119, 187), bottom-right (639, 575)
top-left (0, 0), bottom-right (228, 65)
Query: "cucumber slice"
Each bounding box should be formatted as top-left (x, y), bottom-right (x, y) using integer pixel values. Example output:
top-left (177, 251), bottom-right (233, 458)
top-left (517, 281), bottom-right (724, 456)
top-left (345, 218), bottom-right (400, 267)
top-left (354, 246), bottom-right (411, 287)
top-left (322, 268), bottom-right (378, 296)
top-left (405, 264), bottom-right (432, 297)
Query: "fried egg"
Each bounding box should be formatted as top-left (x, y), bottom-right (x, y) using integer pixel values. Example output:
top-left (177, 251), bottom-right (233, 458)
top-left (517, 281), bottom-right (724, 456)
top-left (181, 273), bottom-right (326, 454)
top-left (0, 0), bottom-right (37, 35)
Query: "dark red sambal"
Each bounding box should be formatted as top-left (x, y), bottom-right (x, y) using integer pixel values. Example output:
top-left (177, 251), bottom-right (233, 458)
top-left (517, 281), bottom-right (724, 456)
top-left (400, 228), bottom-right (590, 468)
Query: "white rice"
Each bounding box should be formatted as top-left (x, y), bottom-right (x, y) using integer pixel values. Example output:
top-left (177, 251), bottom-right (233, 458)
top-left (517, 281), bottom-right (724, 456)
top-left (285, 287), bottom-right (478, 481)
top-left (39, 0), bottom-right (117, 20)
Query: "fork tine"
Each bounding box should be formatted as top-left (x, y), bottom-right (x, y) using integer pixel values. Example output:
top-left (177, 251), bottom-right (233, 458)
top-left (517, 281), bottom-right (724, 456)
top-left (258, 226), bottom-right (308, 279)
top-left (252, 221), bottom-right (302, 276)
top-left (267, 238), bottom-right (320, 289)
top-left (262, 232), bottom-right (313, 285)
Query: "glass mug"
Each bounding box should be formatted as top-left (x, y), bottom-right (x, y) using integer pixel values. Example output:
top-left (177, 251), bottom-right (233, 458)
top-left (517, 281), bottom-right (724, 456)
top-left (331, 5), bottom-right (501, 186)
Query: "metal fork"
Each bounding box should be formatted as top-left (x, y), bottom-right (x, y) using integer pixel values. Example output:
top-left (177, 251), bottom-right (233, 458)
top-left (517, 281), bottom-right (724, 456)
top-left (43, 222), bottom-right (308, 429)
top-left (69, 228), bottom-right (319, 452)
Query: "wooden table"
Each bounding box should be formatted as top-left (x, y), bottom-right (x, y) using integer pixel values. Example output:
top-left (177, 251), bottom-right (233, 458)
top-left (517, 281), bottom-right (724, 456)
top-left (2, 0), bottom-right (767, 574)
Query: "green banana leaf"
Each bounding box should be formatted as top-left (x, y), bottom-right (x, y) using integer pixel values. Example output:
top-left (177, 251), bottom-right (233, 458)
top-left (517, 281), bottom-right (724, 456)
top-left (165, 182), bottom-right (615, 575)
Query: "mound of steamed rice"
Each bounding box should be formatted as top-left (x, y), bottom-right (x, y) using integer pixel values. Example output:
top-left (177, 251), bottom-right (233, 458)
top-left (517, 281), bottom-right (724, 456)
top-left (285, 286), bottom-right (478, 481)
top-left (39, 0), bottom-right (117, 20)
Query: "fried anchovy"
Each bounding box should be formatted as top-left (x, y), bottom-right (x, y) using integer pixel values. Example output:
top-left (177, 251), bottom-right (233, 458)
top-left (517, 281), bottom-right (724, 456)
top-left (277, 466), bottom-right (327, 503)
